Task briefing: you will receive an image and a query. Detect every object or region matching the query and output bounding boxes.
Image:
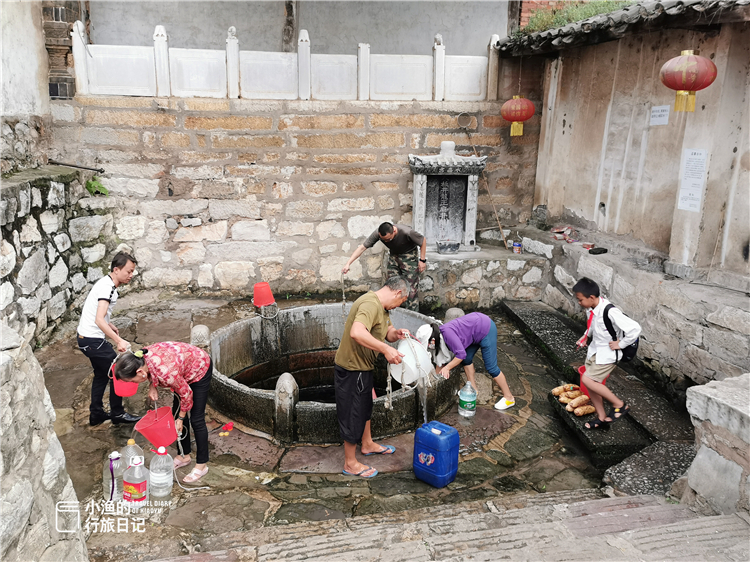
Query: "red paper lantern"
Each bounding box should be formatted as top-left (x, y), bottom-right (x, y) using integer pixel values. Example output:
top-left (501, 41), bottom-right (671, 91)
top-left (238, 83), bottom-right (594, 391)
top-left (501, 95), bottom-right (535, 136)
top-left (660, 50), bottom-right (717, 112)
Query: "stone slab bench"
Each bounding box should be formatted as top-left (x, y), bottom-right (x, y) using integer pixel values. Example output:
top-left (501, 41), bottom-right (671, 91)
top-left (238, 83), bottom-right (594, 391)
top-left (548, 392), bottom-right (652, 468)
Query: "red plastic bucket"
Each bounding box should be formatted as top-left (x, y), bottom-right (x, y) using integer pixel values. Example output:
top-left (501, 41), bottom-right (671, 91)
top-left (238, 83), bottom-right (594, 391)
top-left (578, 364), bottom-right (610, 398)
top-left (110, 365), bottom-right (139, 397)
top-left (134, 406), bottom-right (177, 447)
top-left (252, 282), bottom-right (275, 307)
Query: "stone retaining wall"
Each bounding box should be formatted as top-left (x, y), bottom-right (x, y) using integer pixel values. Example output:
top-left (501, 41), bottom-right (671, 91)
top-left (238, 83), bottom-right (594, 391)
top-left (1, 116), bottom-right (49, 175)
top-left (683, 374), bottom-right (750, 514)
top-left (0, 167), bottom-right (113, 344)
top-left (0, 326), bottom-right (88, 561)
top-left (47, 96), bottom-right (540, 295)
top-left (420, 251), bottom-right (550, 311)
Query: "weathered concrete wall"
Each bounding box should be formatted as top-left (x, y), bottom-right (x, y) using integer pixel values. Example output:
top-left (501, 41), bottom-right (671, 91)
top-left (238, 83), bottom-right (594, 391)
top-left (89, 1), bottom-right (509, 56)
top-left (1, 1), bottom-right (49, 116)
top-left (0, 167), bottom-right (110, 344)
top-left (534, 23), bottom-right (750, 283)
top-left (684, 374), bottom-right (750, 514)
top-left (1, 1), bottom-right (51, 174)
top-left (48, 96), bottom-right (540, 295)
top-left (0, 326), bottom-right (88, 561)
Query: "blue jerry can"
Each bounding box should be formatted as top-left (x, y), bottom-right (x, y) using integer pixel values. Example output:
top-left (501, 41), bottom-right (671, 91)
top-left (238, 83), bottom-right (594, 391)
top-left (413, 420), bottom-right (459, 488)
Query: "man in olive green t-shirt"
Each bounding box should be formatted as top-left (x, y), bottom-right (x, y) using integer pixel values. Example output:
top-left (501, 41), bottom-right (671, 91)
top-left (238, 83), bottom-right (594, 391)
top-left (334, 276), bottom-right (411, 478)
top-left (342, 222), bottom-right (427, 312)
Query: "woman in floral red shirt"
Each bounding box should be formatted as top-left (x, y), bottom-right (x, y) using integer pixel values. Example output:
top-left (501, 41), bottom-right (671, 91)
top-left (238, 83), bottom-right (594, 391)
top-left (114, 342), bottom-right (212, 483)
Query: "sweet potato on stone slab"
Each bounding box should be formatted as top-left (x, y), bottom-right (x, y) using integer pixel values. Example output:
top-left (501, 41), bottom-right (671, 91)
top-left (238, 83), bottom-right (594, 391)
top-left (551, 384), bottom-right (579, 396)
top-left (574, 405), bottom-right (596, 416)
top-left (569, 395), bottom-right (590, 409)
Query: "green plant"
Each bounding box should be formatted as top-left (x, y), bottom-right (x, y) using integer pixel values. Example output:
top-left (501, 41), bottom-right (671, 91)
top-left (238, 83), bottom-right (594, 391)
top-left (523, 0), bottom-right (635, 34)
top-left (85, 176), bottom-right (108, 196)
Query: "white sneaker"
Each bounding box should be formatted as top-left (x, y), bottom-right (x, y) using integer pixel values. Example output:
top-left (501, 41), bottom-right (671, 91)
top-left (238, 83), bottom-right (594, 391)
top-left (494, 397), bottom-right (516, 411)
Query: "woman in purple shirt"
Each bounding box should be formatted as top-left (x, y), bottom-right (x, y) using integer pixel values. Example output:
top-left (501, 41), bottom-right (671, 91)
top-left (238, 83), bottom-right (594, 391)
top-left (425, 312), bottom-right (515, 411)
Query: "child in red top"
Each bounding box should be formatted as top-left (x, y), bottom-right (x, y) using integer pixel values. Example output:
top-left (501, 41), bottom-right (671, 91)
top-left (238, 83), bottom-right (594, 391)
top-left (114, 342), bottom-right (212, 483)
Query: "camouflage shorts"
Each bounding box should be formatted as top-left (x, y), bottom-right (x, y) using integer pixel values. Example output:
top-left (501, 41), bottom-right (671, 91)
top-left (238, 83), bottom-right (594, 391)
top-left (386, 249), bottom-right (420, 311)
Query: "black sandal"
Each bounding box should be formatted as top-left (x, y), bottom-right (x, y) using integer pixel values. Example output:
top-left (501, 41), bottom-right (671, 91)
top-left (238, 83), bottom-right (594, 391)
top-left (584, 418), bottom-right (611, 430)
top-left (608, 403), bottom-right (630, 423)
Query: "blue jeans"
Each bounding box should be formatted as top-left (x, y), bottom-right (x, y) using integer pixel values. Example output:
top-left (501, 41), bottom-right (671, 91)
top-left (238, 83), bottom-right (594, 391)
top-left (462, 321), bottom-right (501, 377)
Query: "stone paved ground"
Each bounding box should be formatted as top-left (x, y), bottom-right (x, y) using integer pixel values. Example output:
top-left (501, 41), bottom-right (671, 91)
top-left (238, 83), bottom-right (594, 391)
top-left (38, 294), bottom-right (641, 562)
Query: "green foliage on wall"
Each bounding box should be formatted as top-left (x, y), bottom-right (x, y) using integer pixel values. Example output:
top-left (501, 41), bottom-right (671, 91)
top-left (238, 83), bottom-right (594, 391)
top-left (523, 1), bottom-right (635, 34)
top-left (85, 177), bottom-right (108, 196)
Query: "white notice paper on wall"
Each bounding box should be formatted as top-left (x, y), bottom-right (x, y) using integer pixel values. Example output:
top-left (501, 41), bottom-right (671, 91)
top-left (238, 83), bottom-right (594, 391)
top-left (650, 105), bottom-right (670, 126)
top-left (678, 149), bottom-right (708, 212)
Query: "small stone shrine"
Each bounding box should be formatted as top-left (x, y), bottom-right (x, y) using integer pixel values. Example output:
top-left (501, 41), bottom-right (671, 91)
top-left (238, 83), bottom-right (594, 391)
top-left (409, 141), bottom-right (487, 252)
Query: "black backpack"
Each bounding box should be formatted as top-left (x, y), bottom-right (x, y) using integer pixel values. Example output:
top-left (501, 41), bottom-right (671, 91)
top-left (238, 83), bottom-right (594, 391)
top-left (602, 304), bottom-right (639, 362)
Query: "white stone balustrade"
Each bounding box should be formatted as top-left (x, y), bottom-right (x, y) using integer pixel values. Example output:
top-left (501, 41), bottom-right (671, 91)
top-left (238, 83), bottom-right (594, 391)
top-left (154, 25), bottom-right (170, 97)
top-left (70, 21), bottom-right (498, 101)
top-left (358, 43), bottom-right (370, 101)
top-left (226, 27), bottom-right (240, 99)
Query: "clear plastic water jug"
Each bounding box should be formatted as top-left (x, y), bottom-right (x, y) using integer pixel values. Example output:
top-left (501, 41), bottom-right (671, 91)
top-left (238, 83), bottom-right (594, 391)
top-left (458, 381), bottom-right (477, 418)
top-left (149, 446), bottom-right (173, 499)
top-left (102, 451), bottom-right (124, 502)
top-left (121, 439), bottom-right (144, 470)
top-left (122, 456), bottom-right (149, 511)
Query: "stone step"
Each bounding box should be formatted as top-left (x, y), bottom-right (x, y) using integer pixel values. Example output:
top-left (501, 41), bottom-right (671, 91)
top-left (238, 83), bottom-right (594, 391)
top-left (501, 300), bottom-right (694, 443)
top-left (565, 503), bottom-right (697, 537)
top-left (155, 509), bottom-right (749, 562)
top-left (154, 493), bottom-right (714, 562)
top-left (604, 441), bottom-right (696, 496)
top-left (257, 496), bottom-right (699, 561)
top-left (620, 512), bottom-right (750, 561)
top-left (200, 488), bottom-right (606, 552)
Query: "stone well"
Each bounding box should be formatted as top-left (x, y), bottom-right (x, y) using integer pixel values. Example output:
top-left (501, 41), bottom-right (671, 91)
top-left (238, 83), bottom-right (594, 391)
top-left (208, 303), bottom-right (459, 444)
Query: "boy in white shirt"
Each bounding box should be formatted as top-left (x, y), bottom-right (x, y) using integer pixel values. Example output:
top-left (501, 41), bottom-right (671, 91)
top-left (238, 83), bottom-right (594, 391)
top-left (573, 277), bottom-right (641, 429)
top-left (77, 252), bottom-right (141, 426)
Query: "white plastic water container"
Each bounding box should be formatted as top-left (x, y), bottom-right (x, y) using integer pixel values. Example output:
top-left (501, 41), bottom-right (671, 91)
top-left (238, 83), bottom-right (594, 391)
top-left (458, 382), bottom-right (477, 418)
top-left (388, 337), bottom-right (433, 385)
top-left (121, 439), bottom-right (144, 470)
top-left (149, 446), bottom-right (173, 499)
top-left (102, 451), bottom-right (124, 502)
top-left (122, 456), bottom-right (149, 511)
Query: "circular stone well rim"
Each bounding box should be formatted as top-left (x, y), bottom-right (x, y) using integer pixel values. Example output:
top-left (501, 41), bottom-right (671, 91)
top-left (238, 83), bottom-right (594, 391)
top-left (207, 303), bottom-right (459, 444)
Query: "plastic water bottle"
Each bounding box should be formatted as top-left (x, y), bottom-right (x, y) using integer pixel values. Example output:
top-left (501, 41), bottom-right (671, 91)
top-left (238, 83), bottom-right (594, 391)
top-left (121, 439), bottom-right (144, 470)
top-left (102, 451), bottom-right (125, 502)
top-left (123, 456), bottom-right (149, 511)
top-left (458, 381), bottom-right (477, 418)
top-left (149, 447), bottom-right (173, 499)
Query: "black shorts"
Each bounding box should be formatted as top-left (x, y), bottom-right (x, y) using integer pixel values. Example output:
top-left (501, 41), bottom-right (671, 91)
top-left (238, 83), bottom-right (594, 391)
top-left (334, 365), bottom-right (374, 444)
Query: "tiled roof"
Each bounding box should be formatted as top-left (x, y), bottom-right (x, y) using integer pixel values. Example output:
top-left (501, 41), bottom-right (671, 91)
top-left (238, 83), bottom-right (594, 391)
top-left (498, 0), bottom-right (750, 56)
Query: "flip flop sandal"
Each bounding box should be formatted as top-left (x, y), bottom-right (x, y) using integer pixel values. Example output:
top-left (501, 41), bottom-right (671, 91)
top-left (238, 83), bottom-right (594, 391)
top-left (174, 457), bottom-right (191, 469)
top-left (342, 466), bottom-right (378, 478)
top-left (608, 403), bottom-right (630, 422)
top-left (584, 418), bottom-right (611, 430)
top-left (363, 445), bottom-right (396, 456)
top-left (183, 466), bottom-right (208, 483)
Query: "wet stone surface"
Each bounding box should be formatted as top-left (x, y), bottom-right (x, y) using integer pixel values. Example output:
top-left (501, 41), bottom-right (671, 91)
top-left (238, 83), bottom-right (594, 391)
top-left (165, 492), bottom-right (270, 533)
top-left (37, 296), bottom-right (626, 562)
